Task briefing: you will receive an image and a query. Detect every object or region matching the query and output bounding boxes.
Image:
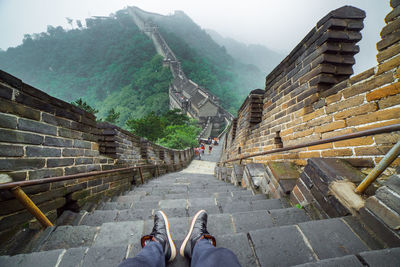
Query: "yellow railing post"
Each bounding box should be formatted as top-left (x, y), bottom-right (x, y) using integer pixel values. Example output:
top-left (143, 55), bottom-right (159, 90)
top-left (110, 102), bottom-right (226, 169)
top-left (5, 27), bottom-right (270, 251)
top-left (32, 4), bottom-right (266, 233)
top-left (10, 186), bottom-right (53, 228)
top-left (355, 140), bottom-right (400, 194)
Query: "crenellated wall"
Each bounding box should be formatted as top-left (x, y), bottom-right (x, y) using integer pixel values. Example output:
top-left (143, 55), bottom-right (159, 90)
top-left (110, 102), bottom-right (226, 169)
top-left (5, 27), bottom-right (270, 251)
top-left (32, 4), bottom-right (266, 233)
top-left (0, 70), bottom-right (193, 234)
top-left (222, 3), bottom-right (400, 169)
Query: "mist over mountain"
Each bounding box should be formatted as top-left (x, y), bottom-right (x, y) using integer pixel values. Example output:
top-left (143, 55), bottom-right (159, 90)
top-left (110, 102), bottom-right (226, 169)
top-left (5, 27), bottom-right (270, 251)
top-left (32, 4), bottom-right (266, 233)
top-left (0, 7), bottom-right (264, 126)
top-left (206, 29), bottom-right (283, 75)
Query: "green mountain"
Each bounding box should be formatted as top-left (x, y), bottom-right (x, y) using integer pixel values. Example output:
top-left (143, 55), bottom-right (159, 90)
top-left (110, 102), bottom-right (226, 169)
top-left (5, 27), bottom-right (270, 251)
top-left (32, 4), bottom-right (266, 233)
top-left (206, 29), bottom-right (284, 74)
top-left (0, 8), bottom-right (265, 126)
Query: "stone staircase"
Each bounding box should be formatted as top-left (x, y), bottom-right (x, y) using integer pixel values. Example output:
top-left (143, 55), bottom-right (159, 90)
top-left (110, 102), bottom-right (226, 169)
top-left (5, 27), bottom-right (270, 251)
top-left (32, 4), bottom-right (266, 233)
top-left (1, 167), bottom-right (400, 266)
top-left (1, 137), bottom-right (400, 266)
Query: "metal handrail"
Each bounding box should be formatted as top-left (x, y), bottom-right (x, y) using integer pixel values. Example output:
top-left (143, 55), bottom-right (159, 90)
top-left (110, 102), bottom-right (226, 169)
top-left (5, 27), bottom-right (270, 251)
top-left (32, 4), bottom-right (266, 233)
top-left (222, 124), bottom-right (400, 164)
top-left (0, 163), bottom-right (172, 190)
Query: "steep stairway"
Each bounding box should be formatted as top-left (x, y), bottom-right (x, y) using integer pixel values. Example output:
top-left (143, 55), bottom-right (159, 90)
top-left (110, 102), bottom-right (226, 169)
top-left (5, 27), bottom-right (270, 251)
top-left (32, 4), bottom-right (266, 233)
top-left (1, 144), bottom-right (399, 266)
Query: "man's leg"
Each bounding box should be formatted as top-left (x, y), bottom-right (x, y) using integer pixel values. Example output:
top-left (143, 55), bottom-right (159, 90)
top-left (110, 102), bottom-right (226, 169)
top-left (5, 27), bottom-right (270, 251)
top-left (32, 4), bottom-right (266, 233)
top-left (118, 241), bottom-right (165, 267)
top-left (118, 211), bottom-right (176, 267)
top-left (180, 210), bottom-right (241, 267)
top-left (191, 239), bottom-right (241, 267)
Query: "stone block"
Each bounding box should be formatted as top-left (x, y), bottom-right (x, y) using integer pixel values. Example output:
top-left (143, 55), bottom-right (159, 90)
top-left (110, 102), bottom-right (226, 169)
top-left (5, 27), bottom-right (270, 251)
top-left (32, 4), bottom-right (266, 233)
top-left (378, 94), bottom-right (400, 109)
top-left (93, 221), bottom-right (144, 247)
top-left (0, 144), bottom-right (24, 157)
top-left (58, 247), bottom-right (86, 267)
top-left (343, 72), bottom-right (394, 99)
top-left (298, 218), bottom-right (368, 259)
top-left (43, 136), bottom-right (73, 147)
top-left (333, 103), bottom-right (377, 120)
top-left (47, 158), bottom-right (74, 167)
top-left (58, 128), bottom-right (82, 139)
top-left (62, 148), bottom-right (85, 157)
top-left (365, 196), bottom-right (400, 230)
top-left (26, 146), bottom-right (61, 157)
top-left (0, 113), bottom-right (17, 129)
top-left (0, 249), bottom-right (64, 267)
top-left (0, 128), bottom-right (43, 145)
top-left (41, 225), bottom-right (98, 251)
top-left (249, 225), bottom-right (316, 266)
top-left (75, 157), bottom-right (94, 165)
top-left (18, 118), bottom-right (57, 136)
top-left (0, 98), bottom-right (41, 121)
top-left (366, 82), bottom-right (400, 101)
top-left (29, 168), bottom-right (63, 180)
top-left (73, 140), bottom-right (92, 149)
top-left (0, 158), bottom-right (45, 171)
top-left (217, 233), bottom-right (258, 266)
top-left (293, 255), bottom-right (363, 267)
top-left (359, 247), bottom-right (400, 267)
top-left (0, 83), bottom-right (13, 100)
top-left (82, 246), bottom-right (127, 267)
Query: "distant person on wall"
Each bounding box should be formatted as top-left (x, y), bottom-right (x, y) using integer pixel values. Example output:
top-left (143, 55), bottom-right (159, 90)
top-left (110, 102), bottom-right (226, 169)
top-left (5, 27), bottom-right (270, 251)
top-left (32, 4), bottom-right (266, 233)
top-left (208, 144), bottom-right (213, 154)
top-left (200, 144), bottom-right (205, 154)
top-left (194, 148), bottom-right (201, 160)
top-left (118, 210), bottom-right (241, 267)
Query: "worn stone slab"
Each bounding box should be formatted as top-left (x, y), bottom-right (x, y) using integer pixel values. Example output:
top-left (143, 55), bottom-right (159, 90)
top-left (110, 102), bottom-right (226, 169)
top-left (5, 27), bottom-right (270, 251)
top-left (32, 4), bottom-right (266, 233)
top-left (132, 200), bottom-right (160, 210)
top-left (159, 199), bottom-right (187, 209)
top-left (0, 249), bottom-right (64, 267)
top-left (249, 225), bottom-right (316, 266)
top-left (117, 195), bottom-right (137, 204)
top-left (41, 225), bottom-right (98, 251)
top-left (365, 196), bottom-right (400, 230)
top-left (117, 209), bottom-right (153, 221)
top-left (59, 247), bottom-right (87, 267)
top-left (251, 199), bottom-right (285, 211)
top-left (94, 221), bottom-right (144, 247)
top-left (221, 202), bottom-right (252, 213)
top-left (376, 186), bottom-right (400, 215)
top-left (231, 164), bottom-right (244, 186)
top-left (269, 207), bottom-right (311, 226)
top-left (79, 210), bottom-right (118, 226)
top-left (161, 207), bottom-right (188, 218)
top-left (188, 205), bottom-right (220, 216)
top-left (298, 218), bottom-right (369, 259)
top-left (231, 190), bottom-right (253, 197)
top-left (188, 197), bottom-right (216, 207)
top-left (232, 210), bottom-right (273, 233)
top-left (214, 192), bottom-right (232, 198)
top-left (292, 255), bottom-right (363, 267)
top-left (359, 247), bottom-right (400, 267)
top-left (385, 174), bottom-right (400, 194)
top-left (218, 233), bottom-right (257, 267)
top-left (98, 202), bottom-right (132, 210)
top-left (82, 246), bottom-right (127, 267)
top-left (163, 193), bottom-right (188, 200)
top-left (207, 214), bottom-right (235, 236)
top-left (341, 216), bottom-right (384, 250)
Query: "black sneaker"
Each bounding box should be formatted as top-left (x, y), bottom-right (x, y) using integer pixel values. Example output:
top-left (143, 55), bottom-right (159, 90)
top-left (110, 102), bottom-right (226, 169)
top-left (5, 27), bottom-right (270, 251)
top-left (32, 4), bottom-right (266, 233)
top-left (179, 209), bottom-right (216, 259)
top-left (140, 210), bottom-right (176, 262)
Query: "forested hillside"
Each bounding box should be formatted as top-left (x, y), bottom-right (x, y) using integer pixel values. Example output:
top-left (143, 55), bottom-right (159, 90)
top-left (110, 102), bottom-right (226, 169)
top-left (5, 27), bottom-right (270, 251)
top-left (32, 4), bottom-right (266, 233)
top-left (0, 7), bottom-right (265, 125)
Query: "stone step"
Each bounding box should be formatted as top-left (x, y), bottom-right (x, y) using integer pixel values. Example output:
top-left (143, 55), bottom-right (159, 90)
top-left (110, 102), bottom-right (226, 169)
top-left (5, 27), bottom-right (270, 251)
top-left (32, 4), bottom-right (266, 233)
top-left (292, 247), bottom-right (400, 267)
top-left (248, 218), bottom-right (371, 267)
top-left (220, 198), bottom-right (287, 213)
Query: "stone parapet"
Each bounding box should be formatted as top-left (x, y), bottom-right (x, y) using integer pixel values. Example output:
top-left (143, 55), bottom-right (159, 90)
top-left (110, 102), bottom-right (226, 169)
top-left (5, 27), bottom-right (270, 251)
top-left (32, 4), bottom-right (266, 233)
top-left (222, 3), bottom-right (400, 169)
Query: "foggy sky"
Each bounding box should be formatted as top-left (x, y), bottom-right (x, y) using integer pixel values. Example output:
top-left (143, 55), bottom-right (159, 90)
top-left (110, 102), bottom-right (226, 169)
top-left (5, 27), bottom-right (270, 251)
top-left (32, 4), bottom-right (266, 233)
top-left (0, 0), bottom-right (391, 74)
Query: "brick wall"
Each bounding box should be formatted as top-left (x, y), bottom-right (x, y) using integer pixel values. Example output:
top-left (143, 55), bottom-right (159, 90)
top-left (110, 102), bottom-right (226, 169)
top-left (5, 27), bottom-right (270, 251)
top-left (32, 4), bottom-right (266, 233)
top-left (0, 70), bottom-right (193, 234)
top-left (222, 3), bottom-right (400, 169)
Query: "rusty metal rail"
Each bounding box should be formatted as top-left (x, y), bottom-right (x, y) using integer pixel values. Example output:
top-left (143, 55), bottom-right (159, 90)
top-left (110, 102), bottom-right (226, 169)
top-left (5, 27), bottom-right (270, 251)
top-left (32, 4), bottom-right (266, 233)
top-left (0, 164), bottom-right (173, 190)
top-left (222, 124), bottom-right (400, 164)
top-left (0, 162), bottom-right (180, 228)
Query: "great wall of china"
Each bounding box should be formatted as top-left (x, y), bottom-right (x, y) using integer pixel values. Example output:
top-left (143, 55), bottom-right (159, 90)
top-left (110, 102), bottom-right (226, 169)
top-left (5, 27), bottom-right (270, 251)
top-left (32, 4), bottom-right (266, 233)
top-left (128, 6), bottom-right (233, 138)
top-left (0, 1), bottom-right (399, 265)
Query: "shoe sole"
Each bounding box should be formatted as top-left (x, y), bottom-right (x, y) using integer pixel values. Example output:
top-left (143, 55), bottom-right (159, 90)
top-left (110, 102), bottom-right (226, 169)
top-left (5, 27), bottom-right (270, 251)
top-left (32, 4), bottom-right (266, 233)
top-left (158, 210), bottom-right (177, 262)
top-left (179, 209), bottom-right (206, 257)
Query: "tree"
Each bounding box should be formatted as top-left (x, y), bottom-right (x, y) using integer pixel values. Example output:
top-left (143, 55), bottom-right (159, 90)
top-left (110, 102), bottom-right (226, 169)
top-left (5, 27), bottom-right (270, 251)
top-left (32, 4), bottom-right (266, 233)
top-left (66, 17), bottom-right (73, 29)
top-left (126, 112), bottom-right (164, 141)
top-left (71, 98), bottom-right (98, 115)
top-left (76, 20), bottom-right (83, 28)
top-left (105, 108), bottom-right (120, 124)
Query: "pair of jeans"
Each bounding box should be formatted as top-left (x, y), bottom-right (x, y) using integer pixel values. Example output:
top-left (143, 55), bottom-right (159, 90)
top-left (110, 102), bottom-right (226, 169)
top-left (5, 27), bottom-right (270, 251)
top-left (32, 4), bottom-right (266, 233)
top-left (118, 239), bottom-right (241, 267)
